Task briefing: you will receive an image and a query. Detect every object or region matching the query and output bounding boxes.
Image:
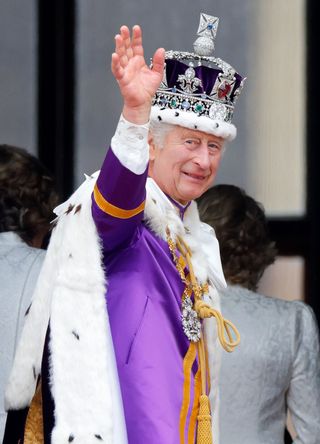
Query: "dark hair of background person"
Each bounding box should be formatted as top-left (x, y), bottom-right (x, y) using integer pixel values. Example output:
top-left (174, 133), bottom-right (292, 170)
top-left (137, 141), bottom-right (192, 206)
top-left (0, 144), bottom-right (59, 248)
top-left (197, 184), bottom-right (277, 291)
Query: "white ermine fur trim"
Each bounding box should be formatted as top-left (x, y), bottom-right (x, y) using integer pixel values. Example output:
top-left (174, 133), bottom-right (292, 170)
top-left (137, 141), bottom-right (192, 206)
top-left (150, 106), bottom-right (237, 141)
top-left (6, 173), bottom-right (226, 444)
top-left (4, 219), bottom-right (59, 409)
top-left (6, 172), bottom-right (128, 444)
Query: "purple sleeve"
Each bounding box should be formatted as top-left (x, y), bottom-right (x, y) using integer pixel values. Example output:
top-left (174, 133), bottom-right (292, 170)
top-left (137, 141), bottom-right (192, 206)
top-left (91, 147), bottom-right (148, 252)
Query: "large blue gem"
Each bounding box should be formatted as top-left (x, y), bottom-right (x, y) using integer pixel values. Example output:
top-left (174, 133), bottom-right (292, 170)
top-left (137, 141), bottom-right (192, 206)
top-left (207, 23), bottom-right (213, 30)
top-left (182, 100), bottom-right (191, 110)
top-left (160, 97), bottom-right (168, 106)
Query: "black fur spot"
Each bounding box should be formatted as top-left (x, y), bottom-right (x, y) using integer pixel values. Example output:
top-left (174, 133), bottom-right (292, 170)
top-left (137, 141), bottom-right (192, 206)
top-left (175, 112), bottom-right (179, 117)
top-left (65, 204), bottom-right (74, 215)
top-left (32, 366), bottom-right (37, 380)
top-left (25, 303), bottom-right (32, 316)
top-left (74, 204), bottom-right (82, 214)
top-left (194, 125), bottom-right (198, 129)
top-left (69, 253), bottom-right (73, 259)
top-left (72, 330), bottom-right (80, 340)
top-left (215, 123), bottom-right (219, 128)
top-left (68, 435), bottom-right (74, 442)
top-left (157, 115), bottom-right (162, 121)
top-left (94, 434), bottom-right (103, 440)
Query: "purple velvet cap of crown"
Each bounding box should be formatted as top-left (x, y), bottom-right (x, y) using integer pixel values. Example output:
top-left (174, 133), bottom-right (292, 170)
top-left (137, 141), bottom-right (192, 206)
top-left (151, 58), bottom-right (245, 141)
top-left (165, 59), bottom-right (244, 103)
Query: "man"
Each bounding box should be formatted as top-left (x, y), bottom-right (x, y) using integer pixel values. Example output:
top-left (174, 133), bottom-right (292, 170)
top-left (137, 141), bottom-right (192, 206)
top-left (0, 145), bottom-right (59, 440)
top-left (5, 15), bottom-right (244, 444)
top-left (197, 184), bottom-right (320, 444)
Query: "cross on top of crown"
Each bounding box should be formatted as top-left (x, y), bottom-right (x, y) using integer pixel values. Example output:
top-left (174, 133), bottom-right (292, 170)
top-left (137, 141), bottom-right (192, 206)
top-left (196, 13), bottom-right (219, 41)
top-left (193, 13), bottom-right (219, 56)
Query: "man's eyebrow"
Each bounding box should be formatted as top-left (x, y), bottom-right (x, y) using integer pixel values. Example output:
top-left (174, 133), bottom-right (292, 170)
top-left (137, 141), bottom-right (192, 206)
top-left (180, 132), bottom-right (200, 140)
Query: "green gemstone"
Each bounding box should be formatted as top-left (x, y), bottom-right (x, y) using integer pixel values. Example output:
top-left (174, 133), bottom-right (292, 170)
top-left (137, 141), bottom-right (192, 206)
top-left (170, 99), bottom-right (178, 108)
top-left (195, 103), bottom-right (203, 113)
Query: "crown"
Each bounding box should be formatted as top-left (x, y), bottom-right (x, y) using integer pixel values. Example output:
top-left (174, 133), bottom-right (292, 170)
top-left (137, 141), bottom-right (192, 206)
top-left (151, 13), bottom-right (246, 141)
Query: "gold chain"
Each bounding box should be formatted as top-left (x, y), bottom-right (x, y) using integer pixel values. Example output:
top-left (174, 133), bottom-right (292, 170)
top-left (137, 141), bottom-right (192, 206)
top-left (166, 227), bottom-right (208, 301)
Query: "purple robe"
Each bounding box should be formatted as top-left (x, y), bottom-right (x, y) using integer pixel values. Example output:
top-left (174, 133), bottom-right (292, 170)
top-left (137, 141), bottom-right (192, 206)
top-left (92, 148), bottom-right (197, 444)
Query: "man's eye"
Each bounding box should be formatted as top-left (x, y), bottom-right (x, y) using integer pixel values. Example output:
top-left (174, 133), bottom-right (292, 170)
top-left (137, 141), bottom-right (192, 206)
top-left (185, 139), bottom-right (198, 146)
top-left (208, 144), bottom-right (220, 152)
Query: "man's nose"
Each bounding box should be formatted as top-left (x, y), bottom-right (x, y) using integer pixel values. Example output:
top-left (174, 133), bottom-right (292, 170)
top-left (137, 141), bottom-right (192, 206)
top-left (194, 144), bottom-right (211, 169)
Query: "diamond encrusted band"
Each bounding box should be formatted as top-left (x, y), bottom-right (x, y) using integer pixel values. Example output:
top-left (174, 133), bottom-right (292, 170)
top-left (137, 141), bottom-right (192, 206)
top-left (152, 90), bottom-right (234, 123)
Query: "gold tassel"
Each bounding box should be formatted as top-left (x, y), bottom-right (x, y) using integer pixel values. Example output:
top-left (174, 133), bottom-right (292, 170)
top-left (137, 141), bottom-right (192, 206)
top-left (196, 395), bottom-right (213, 444)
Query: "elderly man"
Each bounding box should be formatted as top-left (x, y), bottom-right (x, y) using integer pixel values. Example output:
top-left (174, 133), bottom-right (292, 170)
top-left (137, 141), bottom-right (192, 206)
top-left (5, 14), bottom-right (243, 444)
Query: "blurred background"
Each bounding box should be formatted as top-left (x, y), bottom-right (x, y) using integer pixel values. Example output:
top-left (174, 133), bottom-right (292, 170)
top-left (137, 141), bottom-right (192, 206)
top-left (0, 0), bottom-right (319, 321)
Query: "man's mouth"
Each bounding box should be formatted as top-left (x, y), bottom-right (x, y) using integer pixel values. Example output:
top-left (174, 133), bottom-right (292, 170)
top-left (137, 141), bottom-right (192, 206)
top-left (182, 172), bottom-right (206, 181)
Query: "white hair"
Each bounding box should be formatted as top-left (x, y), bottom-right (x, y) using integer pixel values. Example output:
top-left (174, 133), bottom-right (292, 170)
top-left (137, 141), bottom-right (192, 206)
top-left (149, 118), bottom-right (228, 155)
top-left (149, 120), bottom-right (175, 148)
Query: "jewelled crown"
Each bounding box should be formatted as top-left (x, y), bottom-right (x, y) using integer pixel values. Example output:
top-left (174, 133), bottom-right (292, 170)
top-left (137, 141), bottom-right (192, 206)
top-left (150, 13), bottom-right (246, 141)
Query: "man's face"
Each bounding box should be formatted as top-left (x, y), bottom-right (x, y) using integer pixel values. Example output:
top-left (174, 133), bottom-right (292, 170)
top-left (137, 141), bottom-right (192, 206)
top-left (149, 126), bottom-right (224, 204)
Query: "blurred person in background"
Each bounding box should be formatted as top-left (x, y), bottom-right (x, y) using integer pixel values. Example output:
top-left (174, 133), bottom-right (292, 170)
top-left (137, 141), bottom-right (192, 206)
top-left (0, 144), bottom-right (59, 440)
top-left (197, 184), bottom-right (320, 444)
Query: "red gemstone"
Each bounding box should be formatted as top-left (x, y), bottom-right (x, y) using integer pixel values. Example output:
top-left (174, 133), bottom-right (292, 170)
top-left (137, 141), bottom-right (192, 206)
top-left (218, 82), bottom-right (231, 99)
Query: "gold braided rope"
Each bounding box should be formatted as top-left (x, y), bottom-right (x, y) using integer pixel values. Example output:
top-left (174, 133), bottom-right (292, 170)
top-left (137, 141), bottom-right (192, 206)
top-left (176, 234), bottom-right (240, 353)
top-left (167, 229), bottom-right (240, 444)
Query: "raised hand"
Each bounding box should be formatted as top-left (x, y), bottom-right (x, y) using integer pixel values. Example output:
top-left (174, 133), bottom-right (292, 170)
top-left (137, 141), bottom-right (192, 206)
top-left (111, 25), bottom-right (165, 124)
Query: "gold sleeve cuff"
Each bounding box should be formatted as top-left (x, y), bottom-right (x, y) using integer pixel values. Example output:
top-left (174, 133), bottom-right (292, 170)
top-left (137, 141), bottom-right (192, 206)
top-left (93, 183), bottom-right (145, 219)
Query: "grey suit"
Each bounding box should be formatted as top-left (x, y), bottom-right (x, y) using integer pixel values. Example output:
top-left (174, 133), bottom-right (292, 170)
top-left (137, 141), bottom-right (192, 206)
top-left (219, 285), bottom-right (320, 444)
top-left (0, 232), bottom-right (45, 440)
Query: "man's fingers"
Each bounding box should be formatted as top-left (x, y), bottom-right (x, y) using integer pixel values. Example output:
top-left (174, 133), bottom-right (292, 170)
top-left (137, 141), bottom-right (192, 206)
top-left (132, 25), bottom-right (144, 57)
top-left (114, 34), bottom-right (129, 67)
top-left (122, 26), bottom-right (134, 60)
top-left (151, 48), bottom-right (165, 75)
top-left (119, 25), bottom-right (130, 41)
top-left (111, 53), bottom-right (124, 80)
top-left (115, 25), bottom-right (144, 65)
top-left (114, 34), bottom-right (126, 57)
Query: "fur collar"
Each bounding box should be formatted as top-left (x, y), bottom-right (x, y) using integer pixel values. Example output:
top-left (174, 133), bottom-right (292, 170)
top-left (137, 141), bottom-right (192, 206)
top-left (145, 177), bottom-right (226, 289)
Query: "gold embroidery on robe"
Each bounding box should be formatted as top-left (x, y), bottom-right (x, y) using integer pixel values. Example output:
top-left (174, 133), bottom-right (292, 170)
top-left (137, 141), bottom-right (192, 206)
top-left (24, 381), bottom-right (44, 444)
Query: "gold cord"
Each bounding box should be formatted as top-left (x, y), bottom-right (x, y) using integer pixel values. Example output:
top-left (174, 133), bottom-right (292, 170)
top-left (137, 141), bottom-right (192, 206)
top-left (167, 229), bottom-right (240, 444)
top-left (173, 233), bottom-right (241, 355)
